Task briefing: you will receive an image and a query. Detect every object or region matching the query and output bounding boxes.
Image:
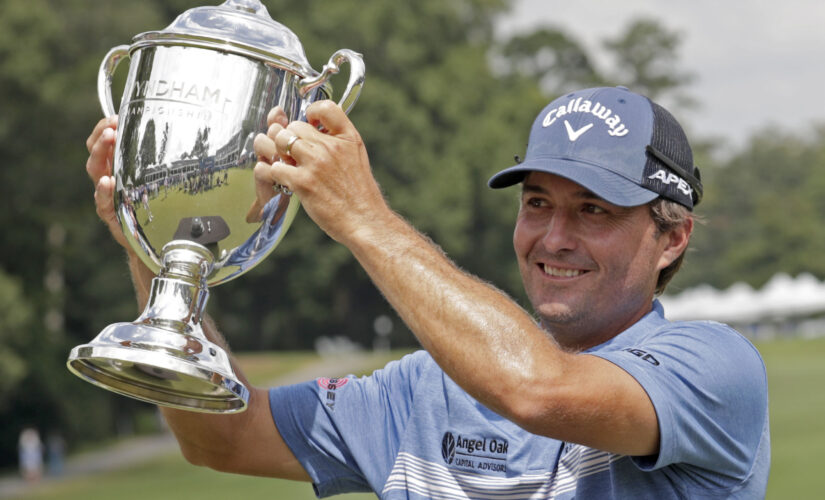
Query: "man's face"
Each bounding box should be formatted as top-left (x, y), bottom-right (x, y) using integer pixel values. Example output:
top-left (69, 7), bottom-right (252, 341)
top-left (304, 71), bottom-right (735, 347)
top-left (513, 172), bottom-right (682, 350)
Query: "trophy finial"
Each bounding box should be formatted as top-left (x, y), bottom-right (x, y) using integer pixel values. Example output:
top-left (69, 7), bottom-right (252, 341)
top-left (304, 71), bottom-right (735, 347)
top-left (222, 0), bottom-right (268, 16)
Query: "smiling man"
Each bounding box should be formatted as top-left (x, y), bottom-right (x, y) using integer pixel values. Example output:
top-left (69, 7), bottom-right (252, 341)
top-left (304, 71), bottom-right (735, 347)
top-left (513, 173), bottom-right (685, 351)
top-left (87, 86), bottom-right (770, 498)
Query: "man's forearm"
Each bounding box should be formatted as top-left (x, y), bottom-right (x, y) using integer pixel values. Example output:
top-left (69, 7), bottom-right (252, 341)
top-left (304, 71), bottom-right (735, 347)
top-left (127, 252), bottom-right (154, 310)
top-left (125, 251), bottom-right (254, 462)
top-left (157, 315), bottom-right (259, 468)
top-left (344, 211), bottom-right (565, 418)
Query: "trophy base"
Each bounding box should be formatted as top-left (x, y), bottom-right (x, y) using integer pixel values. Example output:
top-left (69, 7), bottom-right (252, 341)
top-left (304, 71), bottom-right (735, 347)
top-left (68, 321), bottom-right (249, 413)
top-left (68, 241), bottom-right (249, 413)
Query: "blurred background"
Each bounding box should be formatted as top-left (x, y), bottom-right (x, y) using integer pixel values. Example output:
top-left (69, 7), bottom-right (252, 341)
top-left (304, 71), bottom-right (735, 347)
top-left (1, 0), bottom-right (823, 498)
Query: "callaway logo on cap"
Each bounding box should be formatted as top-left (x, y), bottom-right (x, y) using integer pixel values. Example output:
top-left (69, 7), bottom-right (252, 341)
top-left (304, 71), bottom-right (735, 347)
top-left (488, 86), bottom-right (702, 210)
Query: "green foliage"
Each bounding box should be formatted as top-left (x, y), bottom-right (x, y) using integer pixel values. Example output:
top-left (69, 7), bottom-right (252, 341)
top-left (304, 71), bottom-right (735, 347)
top-left (0, 269), bottom-right (30, 404)
top-left (499, 28), bottom-right (603, 93)
top-left (602, 18), bottom-right (695, 106)
top-left (673, 126), bottom-right (825, 290)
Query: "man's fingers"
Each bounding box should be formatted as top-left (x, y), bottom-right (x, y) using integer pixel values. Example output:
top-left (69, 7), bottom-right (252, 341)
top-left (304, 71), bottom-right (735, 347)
top-left (94, 176), bottom-right (116, 223)
top-left (253, 161), bottom-right (279, 199)
top-left (95, 176), bottom-right (130, 248)
top-left (266, 106), bottom-right (289, 128)
top-left (255, 160), bottom-right (301, 194)
top-left (86, 127), bottom-right (116, 184)
top-left (246, 163), bottom-right (274, 223)
top-left (305, 100), bottom-right (353, 137)
top-left (267, 122), bottom-right (285, 140)
top-left (86, 116), bottom-right (118, 153)
top-left (275, 127), bottom-right (315, 160)
top-left (254, 133), bottom-right (277, 162)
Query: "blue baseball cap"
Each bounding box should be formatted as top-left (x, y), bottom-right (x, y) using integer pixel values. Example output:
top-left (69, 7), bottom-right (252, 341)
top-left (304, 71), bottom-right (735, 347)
top-left (488, 86), bottom-right (702, 210)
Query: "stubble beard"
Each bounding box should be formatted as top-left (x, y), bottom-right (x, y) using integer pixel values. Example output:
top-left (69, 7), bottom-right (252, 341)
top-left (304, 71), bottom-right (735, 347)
top-left (530, 293), bottom-right (597, 351)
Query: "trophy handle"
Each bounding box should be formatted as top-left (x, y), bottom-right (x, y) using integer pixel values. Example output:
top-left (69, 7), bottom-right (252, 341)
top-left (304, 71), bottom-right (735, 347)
top-left (97, 45), bottom-right (130, 117)
top-left (298, 49), bottom-right (365, 114)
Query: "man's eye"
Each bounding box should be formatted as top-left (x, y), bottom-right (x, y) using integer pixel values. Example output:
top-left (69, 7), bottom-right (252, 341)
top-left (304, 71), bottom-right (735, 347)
top-left (526, 197), bottom-right (545, 207)
top-left (584, 204), bottom-right (606, 214)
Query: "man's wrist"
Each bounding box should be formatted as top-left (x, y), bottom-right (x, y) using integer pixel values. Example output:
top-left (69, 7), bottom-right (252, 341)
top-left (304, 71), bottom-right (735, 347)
top-left (343, 209), bottom-right (410, 256)
top-left (125, 251), bottom-right (154, 307)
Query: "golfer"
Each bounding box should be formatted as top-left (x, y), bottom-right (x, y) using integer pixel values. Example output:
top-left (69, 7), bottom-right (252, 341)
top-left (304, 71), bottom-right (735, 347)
top-left (86, 86), bottom-right (769, 498)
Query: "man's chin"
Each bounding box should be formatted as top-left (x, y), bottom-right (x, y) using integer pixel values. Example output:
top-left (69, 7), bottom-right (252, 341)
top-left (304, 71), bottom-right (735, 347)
top-left (535, 303), bottom-right (581, 326)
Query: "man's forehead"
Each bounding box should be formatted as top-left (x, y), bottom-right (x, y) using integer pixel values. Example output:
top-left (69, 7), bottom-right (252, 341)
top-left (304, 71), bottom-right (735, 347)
top-left (520, 172), bottom-right (605, 201)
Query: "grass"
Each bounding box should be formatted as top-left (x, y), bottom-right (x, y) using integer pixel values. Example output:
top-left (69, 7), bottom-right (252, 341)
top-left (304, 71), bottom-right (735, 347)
top-left (10, 338), bottom-right (824, 499)
top-left (759, 336), bottom-right (825, 498)
top-left (234, 350), bottom-right (323, 385)
top-left (234, 349), bottom-right (414, 386)
top-left (17, 453), bottom-right (374, 500)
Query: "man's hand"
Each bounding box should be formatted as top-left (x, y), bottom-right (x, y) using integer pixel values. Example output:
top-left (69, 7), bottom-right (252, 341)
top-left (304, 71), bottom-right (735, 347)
top-left (85, 115), bottom-right (130, 251)
top-left (85, 115), bottom-right (155, 305)
top-left (252, 101), bottom-right (391, 244)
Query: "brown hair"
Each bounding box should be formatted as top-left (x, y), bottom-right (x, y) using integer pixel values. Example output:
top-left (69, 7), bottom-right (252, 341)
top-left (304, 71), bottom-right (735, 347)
top-left (649, 198), bottom-right (694, 296)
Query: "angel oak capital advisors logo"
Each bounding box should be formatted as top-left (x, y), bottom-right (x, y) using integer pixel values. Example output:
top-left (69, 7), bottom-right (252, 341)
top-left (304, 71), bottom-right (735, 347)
top-left (441, 432), bottom-right (509, 473)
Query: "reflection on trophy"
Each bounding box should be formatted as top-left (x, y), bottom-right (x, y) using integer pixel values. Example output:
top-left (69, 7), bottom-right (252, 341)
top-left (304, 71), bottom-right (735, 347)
top-left (67, 0), bottom-right (365, 413)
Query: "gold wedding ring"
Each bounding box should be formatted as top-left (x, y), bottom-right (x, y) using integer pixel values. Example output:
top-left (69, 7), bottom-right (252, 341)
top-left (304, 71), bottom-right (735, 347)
top-left (285, 134), bottom-right (300, 156)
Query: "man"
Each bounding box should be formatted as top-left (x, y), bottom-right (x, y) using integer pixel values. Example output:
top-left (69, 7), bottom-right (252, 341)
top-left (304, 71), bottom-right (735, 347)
top-left (86, 86), bottom-right (769, 498)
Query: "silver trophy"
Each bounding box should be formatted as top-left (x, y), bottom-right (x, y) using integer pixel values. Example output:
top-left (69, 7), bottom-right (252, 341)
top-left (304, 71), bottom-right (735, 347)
top-left (67, 0), bottom-right (365, 413)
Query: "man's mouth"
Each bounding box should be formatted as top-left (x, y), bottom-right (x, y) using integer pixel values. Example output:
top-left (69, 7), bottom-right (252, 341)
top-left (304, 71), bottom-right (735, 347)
top-left (542, 264), bottom-right (587, 278)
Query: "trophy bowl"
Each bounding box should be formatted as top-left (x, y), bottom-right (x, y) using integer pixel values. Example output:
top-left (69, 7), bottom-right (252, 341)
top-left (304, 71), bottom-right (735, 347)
top-left (67, 0), bottom-right (365, 413)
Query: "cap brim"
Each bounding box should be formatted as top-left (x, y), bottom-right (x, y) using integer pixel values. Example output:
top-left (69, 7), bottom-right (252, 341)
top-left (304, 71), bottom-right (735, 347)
top-left (488, 158), bottom-right (659, 207)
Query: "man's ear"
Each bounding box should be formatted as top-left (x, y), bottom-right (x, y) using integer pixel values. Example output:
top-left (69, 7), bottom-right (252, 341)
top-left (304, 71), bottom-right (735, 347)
top-left (657, 217), bottom-right (693, 272)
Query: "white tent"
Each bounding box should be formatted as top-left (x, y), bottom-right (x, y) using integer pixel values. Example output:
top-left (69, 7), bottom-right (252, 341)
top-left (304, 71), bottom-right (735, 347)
top-left (660, 273), bottom-right (825, 326)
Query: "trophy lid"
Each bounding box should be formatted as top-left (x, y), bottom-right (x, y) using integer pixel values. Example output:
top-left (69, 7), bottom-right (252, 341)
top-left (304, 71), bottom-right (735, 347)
top-left (133, 0), bottom-right (315, 76)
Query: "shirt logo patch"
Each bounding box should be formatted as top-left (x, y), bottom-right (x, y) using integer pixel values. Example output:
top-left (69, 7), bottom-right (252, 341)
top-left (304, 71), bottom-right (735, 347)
top-left (623, 348), bottom-right (660, 366)
top-left (317, 377), bottom-right (349, 411)
top-left (440, 431), bottom-right (509, 474)
top-left (441, 432), bottom-right (456, 464)
top-left (317, 377), bottom-right (349, 390)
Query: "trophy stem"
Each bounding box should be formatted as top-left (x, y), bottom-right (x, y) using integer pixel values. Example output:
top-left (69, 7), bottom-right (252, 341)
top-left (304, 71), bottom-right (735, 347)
top-left (67, 241), bottom-right (249, 413)
top-left (139, 241), bottom-right (213, 336)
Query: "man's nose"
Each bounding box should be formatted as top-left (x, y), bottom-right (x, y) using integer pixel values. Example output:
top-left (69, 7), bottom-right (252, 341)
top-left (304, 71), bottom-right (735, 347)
top-left (541, 212), bottom-right (578, 253)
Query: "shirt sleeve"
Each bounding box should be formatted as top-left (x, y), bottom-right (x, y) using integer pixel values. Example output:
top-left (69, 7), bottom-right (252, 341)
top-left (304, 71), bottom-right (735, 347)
top-left (269, 351), bottom-right (429, 498)
top-left (590, 322), bottom-right (768, 483)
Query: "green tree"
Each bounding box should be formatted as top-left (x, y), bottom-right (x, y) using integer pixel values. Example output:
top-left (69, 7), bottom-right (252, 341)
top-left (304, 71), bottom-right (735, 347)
top-left (0, 0), bottom-right (170, 468)
top-left (497, 18), bottom-right (694, 106)
top-left (673, 126), bottom-right (825, 291)
top-left (498, 28), bottom-right (603, 95)
top-left (602, 18), bottom-right (696, 107)
top-left (0, 269), bottom-right (30, 405)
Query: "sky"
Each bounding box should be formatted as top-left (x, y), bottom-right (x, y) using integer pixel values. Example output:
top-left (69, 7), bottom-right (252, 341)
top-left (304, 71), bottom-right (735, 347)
top-left (496, 0), bottom-right (825, 153)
